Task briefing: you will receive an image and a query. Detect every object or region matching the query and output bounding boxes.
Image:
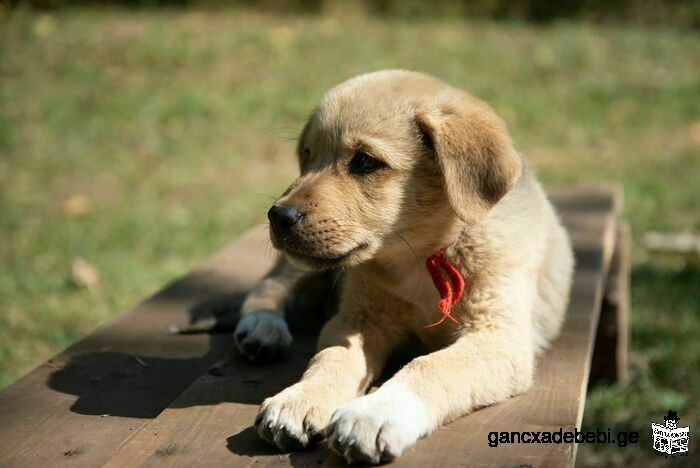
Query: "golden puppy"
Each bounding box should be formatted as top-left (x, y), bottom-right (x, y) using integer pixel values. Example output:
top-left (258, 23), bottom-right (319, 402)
top-left (234, 70), bottom-right (574, 464)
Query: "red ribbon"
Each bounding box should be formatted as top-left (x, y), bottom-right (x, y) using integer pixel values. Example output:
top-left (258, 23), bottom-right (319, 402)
top-left (424, 251), bottom-right (465, 328)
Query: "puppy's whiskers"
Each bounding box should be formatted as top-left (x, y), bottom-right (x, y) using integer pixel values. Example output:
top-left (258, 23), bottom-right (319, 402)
top-left (397, 232), bottom-right (421, 266)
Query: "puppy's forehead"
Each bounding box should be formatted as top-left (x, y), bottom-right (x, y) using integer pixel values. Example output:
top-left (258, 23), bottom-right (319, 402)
top-left (316, 94), bottom-right (404, 138)
top-left (314, 70), bottom-right (444, 135)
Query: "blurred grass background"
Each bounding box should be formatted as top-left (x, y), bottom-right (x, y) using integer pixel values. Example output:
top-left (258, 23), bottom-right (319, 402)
top-left (1, 2), bottom-right (699, 465)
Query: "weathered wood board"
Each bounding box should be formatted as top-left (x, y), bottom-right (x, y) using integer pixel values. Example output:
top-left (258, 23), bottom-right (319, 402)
top-left (0, 186), bottom-right (620, 467)
top-left (0, 231), bottom-right (276, 467)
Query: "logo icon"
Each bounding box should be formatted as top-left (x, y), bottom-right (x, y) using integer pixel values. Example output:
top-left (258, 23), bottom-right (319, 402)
top-left (652, 410), bottom-right (689, 456)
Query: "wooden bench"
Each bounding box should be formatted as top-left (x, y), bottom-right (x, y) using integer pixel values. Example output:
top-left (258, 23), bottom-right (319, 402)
top-left (0, 185), bottom-right (627, 467)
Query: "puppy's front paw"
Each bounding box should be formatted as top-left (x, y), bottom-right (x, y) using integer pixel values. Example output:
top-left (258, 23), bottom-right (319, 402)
top-left (325, 385), bottom-right (435, 464)
top-left (255, 385), bottom-right (334, 451)
top-left (234, 310), bottom-right (292, 362)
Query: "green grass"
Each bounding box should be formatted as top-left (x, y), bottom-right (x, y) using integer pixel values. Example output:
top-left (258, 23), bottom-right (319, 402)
top-left (1, 8), bottom-right (699, 465)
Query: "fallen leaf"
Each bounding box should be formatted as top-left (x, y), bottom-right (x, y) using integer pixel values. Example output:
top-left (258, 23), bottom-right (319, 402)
top-left (63, 194), bottom-right (92, 219)
top-left (33, 14), bottom-right (56, 38)
top-left (689, 121), bottom-right (700, 145)
top-left (268, 26), bottom-right (295, 51)
top-left (71, 258), bottom-right (100, 290)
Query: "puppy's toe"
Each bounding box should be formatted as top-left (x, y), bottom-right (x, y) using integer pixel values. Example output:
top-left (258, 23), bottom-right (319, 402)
top-left (234, 311), bottom-right (292, 362)
top-left (375, 422), bottom-right (403, 463)
top-left (254, 387), bottom-right (334, 451)
top-left (326, 388), bottom-right (434, 464)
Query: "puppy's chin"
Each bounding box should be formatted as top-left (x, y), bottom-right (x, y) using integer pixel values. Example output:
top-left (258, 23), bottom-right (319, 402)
top-left (280, 242), bottom-right (376, 271)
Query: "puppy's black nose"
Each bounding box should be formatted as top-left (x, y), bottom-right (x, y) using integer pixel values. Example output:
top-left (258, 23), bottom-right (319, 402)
top-left (268, 204), bottom-right (303, 233)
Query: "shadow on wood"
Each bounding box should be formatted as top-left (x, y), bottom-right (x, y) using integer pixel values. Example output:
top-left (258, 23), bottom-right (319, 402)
top-left (45, 264), bottom-right (340, 419)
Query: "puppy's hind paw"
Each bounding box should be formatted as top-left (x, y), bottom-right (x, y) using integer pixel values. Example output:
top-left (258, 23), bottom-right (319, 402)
top-left (234, 310), bottom-right (292, 363)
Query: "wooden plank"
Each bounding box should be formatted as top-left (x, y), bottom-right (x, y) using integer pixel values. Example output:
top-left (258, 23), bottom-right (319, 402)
top-left (101, 186), bottom-right (620, 467)
top-left (0, 231), bottom-right (276, 468)
top-left (591, 221), bottom-right (630, 383)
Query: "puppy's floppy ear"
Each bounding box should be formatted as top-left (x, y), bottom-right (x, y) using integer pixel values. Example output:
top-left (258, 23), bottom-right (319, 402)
top-left (416, 96), bottom-right (522, 224)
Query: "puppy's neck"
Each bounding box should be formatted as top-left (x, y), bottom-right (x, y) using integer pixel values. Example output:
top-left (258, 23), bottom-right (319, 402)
top-left (363, 215), bottom-right (467, 284)
top-left (350, 218), bottom-right (465, 315)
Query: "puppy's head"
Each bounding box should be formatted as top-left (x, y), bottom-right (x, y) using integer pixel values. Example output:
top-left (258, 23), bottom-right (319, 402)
top-left (268, 70), bottom-right (522, 270)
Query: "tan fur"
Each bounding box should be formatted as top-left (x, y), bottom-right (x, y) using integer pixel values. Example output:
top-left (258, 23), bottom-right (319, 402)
top-left (240, 70), bottom-right (574, 464)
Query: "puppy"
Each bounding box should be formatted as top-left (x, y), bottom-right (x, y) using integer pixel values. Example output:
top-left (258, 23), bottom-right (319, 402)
top-left (234, 70), bottom-right (574, 464)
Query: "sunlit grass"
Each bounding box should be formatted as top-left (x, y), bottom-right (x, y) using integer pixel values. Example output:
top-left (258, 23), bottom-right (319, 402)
top-left (1, 8), bottom-right (698, 465)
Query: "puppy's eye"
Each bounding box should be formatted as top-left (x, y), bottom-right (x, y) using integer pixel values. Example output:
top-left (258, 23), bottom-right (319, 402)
top-left (302, 147), bottom-right (311, 158)
top-left (348, 151), bottom-right (384, 175)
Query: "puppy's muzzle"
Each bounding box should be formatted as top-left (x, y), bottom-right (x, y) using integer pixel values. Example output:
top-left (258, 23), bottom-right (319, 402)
top-left (268, 204), bottom-right (303, 241)
top-left (267, 202), bottom-right (370, 268)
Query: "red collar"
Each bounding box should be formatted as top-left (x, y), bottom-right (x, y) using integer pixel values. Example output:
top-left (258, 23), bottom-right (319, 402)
top-left (424, 251), bottom-right (465, 328)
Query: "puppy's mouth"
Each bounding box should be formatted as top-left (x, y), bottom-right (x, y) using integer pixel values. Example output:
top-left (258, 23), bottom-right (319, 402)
top-left (282, 242), bottom-right (369, 270)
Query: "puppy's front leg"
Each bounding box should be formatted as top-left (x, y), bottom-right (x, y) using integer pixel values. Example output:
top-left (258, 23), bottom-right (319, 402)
top-left (327, 314), bottom-right (534, 463)
top-left (235, 255), bottom-right (306, 361)
top-left (256, 312), bottom-right (396, 451)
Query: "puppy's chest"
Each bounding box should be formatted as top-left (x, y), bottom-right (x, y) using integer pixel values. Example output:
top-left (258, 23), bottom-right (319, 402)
top-left (382, 267), bottom-right (465, 348)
